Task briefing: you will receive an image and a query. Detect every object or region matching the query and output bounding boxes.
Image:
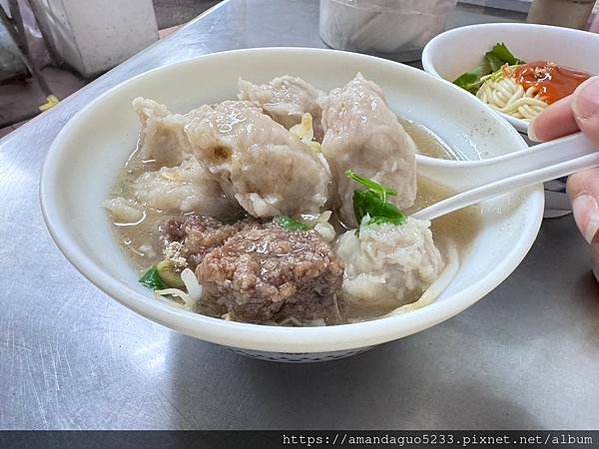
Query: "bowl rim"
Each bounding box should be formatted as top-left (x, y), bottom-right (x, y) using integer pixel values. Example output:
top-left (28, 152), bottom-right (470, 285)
top-left (422, 22), bottom-right (599, 134)
top-left (40, 47), bottom-right (545, 353)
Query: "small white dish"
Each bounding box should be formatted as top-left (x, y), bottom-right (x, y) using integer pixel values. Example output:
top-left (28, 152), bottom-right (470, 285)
top-left (40, 48), bottom-right (544, 361)
top-left (422, 23), bottom-right (599, 134)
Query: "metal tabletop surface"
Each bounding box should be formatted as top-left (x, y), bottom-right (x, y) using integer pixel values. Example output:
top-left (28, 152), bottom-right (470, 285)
top-left (1, 0), bottom-right (598, 430)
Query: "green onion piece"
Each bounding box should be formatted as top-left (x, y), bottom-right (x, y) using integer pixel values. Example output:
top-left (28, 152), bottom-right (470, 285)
top-left (139, 266), bottom-right (168, 290)
top-left (273, 215), bottom-right (310, 231)
top-left (345, 170), bottom-right (397, 199)
top-left (156, 260), bottom-right (185, 288)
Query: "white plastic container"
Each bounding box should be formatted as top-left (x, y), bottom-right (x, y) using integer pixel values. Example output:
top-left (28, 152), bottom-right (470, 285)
top-left (319, 0), bottom-right (458, 61)
top-left (28, 0), bottom-right (158, 77)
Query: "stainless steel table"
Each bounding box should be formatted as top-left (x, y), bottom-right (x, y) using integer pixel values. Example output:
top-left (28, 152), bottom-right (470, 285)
top-left (1, 0), bottom-right (598, 430)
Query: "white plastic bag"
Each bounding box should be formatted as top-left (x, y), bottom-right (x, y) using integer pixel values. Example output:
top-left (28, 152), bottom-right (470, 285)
top-left (319, 0), bottom-right (457, 60)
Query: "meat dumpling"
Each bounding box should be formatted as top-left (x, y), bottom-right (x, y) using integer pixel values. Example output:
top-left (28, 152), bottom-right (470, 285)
top-left (238, 76), bottom-right (325, 140)
top-left (185, 101), bottom-right (331, 218)
top-left (336, 217), bottom-right (444, 310)
top-left (131, 156), bottom-right (240, 219)
top-left (132, 97), bottom-right (211, 167)
top-left (161, 214), bottom-right (255, 270)
top-left (320, 73), bottom-right (417, 226)
top-left (197, 224), bottom-right (345, 324)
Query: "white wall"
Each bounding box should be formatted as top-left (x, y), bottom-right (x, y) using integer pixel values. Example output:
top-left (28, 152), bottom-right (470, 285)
top-left (30, 0), bottom-right (158, 77)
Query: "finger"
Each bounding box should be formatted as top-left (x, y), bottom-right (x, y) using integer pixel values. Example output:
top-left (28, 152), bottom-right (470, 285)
top-left (571, 76), bottom-right (599, 146)
top-left (528, 95), bottom-right (578, 142)
top-left (567, 168), bottom-right (599, 244)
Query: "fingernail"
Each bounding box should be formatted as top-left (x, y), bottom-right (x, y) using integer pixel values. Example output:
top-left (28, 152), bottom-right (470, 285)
top-left (528, 119), bottom-right (540, 142)
top-left (572, 76), bottom-right (599, 120)
top-left (572, 194), bottom-right (599, 244)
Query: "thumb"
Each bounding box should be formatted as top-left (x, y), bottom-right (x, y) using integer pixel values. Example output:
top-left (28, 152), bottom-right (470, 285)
top-left (571, 76), bottom-right (599, 146)
top-left (568, 169), bottom-right (599, 244)
top-left (567, 77), bottom-right (599, 245)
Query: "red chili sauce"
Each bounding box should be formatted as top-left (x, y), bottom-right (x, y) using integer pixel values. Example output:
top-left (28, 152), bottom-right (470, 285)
top-left (511, 61), bottom-right (590, 105)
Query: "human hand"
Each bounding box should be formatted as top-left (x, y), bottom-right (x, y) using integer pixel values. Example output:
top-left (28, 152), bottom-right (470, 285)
top-left (529, 76), bottom-right (599, 279)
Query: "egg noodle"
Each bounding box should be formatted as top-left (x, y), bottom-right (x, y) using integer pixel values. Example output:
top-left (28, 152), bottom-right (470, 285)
top-left (476, 73), bottom-right (548, 120)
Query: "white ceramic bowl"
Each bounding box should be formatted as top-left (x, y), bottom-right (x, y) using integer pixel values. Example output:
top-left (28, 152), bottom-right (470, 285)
top-left (41, 48), bottom-right (544, 362)
top-left (422, 23), bottom-right (599, 134)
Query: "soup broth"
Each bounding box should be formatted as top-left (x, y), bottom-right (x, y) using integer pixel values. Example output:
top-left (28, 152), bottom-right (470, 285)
top-left (399, 117), bottom-right (471, 161)
top-left (109, 122), bottom-right (482, 322)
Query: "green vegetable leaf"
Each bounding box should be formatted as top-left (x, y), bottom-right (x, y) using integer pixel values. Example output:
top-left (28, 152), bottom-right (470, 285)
top-left (345, 170), bottom-right (397, 200)
top-left (367, 215), bottom-right (407, 226)
top-left (453, 62), bottom-right (490, 94)
top-left (352, 190), bottom-right (372, 224)
top-left (484, 52), bottom-right (504, 72)
top-left (490, 42), bottom-right (524, 66)
top-left (453, 42), bottom-right (525, 94)
top-left (347, 170), bottom-right (407, 228)
top-left (352, 190), bottom-right (406, 225)
top-left (273, 215), bottom-right (310, 231)
top-left (139, 266), bottom-right (168, 290)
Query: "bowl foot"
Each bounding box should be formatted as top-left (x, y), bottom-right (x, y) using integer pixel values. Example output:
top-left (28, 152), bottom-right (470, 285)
top-left (228, 346), bottom-right (373, 363)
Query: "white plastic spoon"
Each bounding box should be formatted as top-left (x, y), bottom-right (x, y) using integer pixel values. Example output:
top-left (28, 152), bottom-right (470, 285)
top-left (412, 133), bottom-right (599, 221)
